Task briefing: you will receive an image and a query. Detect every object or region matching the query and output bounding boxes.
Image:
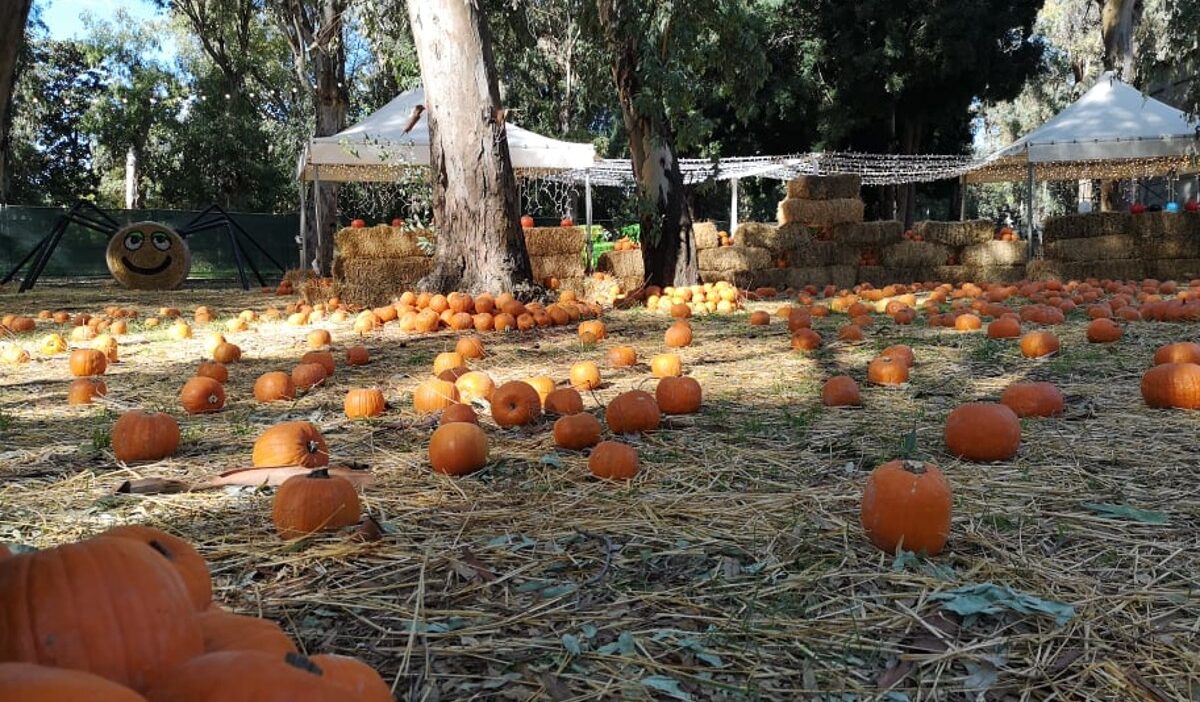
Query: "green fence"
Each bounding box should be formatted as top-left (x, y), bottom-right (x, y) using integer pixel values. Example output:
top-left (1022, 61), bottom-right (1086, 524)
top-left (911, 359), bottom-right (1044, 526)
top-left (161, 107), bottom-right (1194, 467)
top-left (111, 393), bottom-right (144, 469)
top-left (0, 206), bottom-right (300, 280)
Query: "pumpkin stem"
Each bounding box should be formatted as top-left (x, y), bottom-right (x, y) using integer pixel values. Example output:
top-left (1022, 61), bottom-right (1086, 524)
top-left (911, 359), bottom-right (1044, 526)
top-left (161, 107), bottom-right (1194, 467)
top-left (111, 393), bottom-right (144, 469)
top-left (306, 440), bottom-right (321, 455)
top-left (284, 651), bottom-right (324, 676)
top-left (900, 460), bottom-right (927, 475)
top-left (308, 468), bottom-right (331, 479)
top-left (147, 539), bottom-right (174, 560)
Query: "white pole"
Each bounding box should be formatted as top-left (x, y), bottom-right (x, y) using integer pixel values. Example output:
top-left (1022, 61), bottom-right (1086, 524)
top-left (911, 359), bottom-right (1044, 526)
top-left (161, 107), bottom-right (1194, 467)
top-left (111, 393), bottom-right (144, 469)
top-left (298, 178), bottom-right (308, 270)
top-left (313, 170), bottom-right (322, 273)
top-left (1026, 162), bottom-right (1036, 255)
top-left (585, 171), bottom-right (594, 272)
top-left (730, 178), bottom-right (740, 236)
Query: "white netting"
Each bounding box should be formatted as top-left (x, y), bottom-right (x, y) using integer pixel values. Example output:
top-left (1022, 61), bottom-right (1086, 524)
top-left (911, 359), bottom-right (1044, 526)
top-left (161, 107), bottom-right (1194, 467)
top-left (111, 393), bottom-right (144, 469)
top-left (518, 173), bottom-right (580, 220)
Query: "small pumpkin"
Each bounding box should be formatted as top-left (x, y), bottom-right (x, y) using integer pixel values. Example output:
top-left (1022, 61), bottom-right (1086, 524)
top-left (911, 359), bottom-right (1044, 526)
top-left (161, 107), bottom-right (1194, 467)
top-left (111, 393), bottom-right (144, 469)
top-left (254, 372), bottom-right (296, 402)
top-left (606, 346), bottom-right (637, 367)
top-left (291, 362), bottom-right (328, 391)
top-left (0, 662), bottom-right (148, 702)
top-left (588, 441), bottom-right (639, 480)
top-left (428, 421), bottom-right (489, 475)
top-left (101, 525), bottom-right (211, 610)
top-left (860, 460), bottom-right (952, 555)
top-left (344, 388), bottom-right (386, 419)
top-left (880, 344), bottom-right (915, 368)
top-left (867, 356), bottom-right (909, 386)
top-left (196, 361), bottom-right (229, 384)
top-left (180, 376), bottom-right (226, 414)
top-left (664, 321), bottom-right (693, 348)
top-left (413, 378), bottom-right (460, 414)
top-left (606, 390), bottom-right (660, 433)
top-left (944, 403), bottom-right (1020, 462)
top-left (569, 361), bottom-right (602, 391)
top-left (822, 375), bottom-right (861, 406)
top-left (39, 333), bottom-right (68, 355)
top-left (544, 387), bottom-right (584, 415)
top-left (211, 342), bottom-right (242, 364)
top-left (655, 376), bottom-right (701, 414)
top-left (790, 328), bottom-right (822, 351)
top-left (1000, 381), bottom-right (1065, 417)
top-left (306, 329), bottom-right (331, 349)
top-left (1141, 362), bottom-right (1200, 409)
top-left (454, 371), bottom-right (495, 404)
top-left (491, 381), bottom-right (543, 427)
top-left (455, 336), bottom-right (485, 359)
top-left (345, 345), bottom-right (370, 366)
top-left (68, 378), bottom-right (108, 405)
top-left (112, 410), bottom-right (180, 463)
top-left (299, 350), bottom-right (334, 376)
top-left (307, 654), bottom-right (392, 702)
top-left (69, 348), bottom-right (107, 377)
top-left (553, 412), bottom-right (602, 450)
top-left (440, 403), bottom-right (479, 425)
top-left (433, 351), bottom-right (465, 376)
top-left (252, 421), bottom-right (329, 468)
top-left (1086, 318), bottom-right (1122, 343)
top-left (272, 468), bottom-right (361, 539)
top-left (987, 316), bottom-right (1021, 339)
top-left (749, 310), bottom-right (770, 326)
top-left (650, 353), bottom-right (683, 378)
top-left (1019, 331), bottom-right (1060, 358)
top-left (953, 313), bottom-right (982, 331)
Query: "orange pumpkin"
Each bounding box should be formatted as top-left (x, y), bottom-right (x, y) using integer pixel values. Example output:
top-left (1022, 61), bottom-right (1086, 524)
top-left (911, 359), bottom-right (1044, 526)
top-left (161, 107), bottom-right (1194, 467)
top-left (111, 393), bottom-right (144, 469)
top-left (544, 387), bottom-right (584, 415)
top-left (1152, 342), bottom-right (1200, 366)
top-left (196, 361), bottom-right (228, 384)
top-left (569, 361), bottom-right (602, 391)
top-left (944, 403), bottom-right (1020, 462)
top-left (68, 378), bottom-right (108, 405)
top-left (345, 345), bottom-right (370, 366)
top-left (300, 350), bottom-right (334, 376)
top-left (252, 421), bottom-right (329, 468)
top-left (1141, 362), bottom-right (1200, 409)
top-left (433, 351), bottom-right (465, 376)
top-left (291, 362), bottom-right (327, 391)
top-left (195, 610), bottom-right (296, 656)
top-left (953, 313), bottom-right (982, 331)
top-left (0, 662), bottom-right (147, 702)
top-left (455, 336), bottom-right (485, 359)
top-left (69, 348), bottom-right (107, 377)
top-left (822, 375), bottom-right (861, 406)
top-left (867, 356), bottom-right (909, 386)
top-left (606, 390), bottom-right (660, 433)
top-left (307, 654), bottom-right (392, 702)
top-left (254, 372), bottom-right (296, 402)
top-left (606, 345), bottom-right (637, 367)
top-left (440, 403), bottom-right (479, 425)
top-left (552, 412), bottom-right (602, 450)
top-left (272, 468), bottom-right (361, 539)
top-left (1000, 381), bottom-right (1065, 418)
top-left (1019, 331), bottom-right (1060, 358)
top-left (986, 316), bottom-right (1021, 339)
top-left (650, 353), bottom-right (683, 378)
top-left (344, 388), bottom-right (386, 419)
top-left (491, 381), bottom-right (542, 427)
top-left (180, 376), bottom-right (226, 414)
top-left (211, 342), bottom-right (242, 364)
top-left (101, 525), bottom-right (212, 611)
top-left (142, 651), bottom-right (350, 702)
top-left (428, 422), bottom-right (489, 475)
top-left (861, 460), bottom-right (952, 555)
top-left (112, 411), bottom-right (180, 463)
top-left (1085, 318), bottom-right (1122, 343)
top-left (414, 378), bottom-right (460, 414)
top-left (664, 321), bottom-right (693, 347)
top-left (749, 310), bottom-right (770, 326)
top-left (588, 441), bottom-right (639, 480)
top-left (306, 329), bottom-right (331, 349)
top-left (655, 376), bottom-right (702, 414)
top-left (790, 328), bottom-right (822, 351)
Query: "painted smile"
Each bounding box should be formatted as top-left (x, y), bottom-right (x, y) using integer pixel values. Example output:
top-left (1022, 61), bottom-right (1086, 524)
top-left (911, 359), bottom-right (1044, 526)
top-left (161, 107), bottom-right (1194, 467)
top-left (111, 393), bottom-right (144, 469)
top-left (122, 256), bottom-right (172, 275)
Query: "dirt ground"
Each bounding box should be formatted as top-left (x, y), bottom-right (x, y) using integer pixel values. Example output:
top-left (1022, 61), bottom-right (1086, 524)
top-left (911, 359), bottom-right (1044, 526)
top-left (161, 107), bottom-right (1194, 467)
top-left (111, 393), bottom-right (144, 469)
top-left (0, 280), bottom-right (1197, 700)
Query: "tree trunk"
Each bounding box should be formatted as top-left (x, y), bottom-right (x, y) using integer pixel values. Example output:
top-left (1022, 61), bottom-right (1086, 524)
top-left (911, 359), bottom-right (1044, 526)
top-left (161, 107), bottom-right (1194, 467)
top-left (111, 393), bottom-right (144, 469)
top-left (596, 0), bottom-right (697, 288)
top-left (1101, 0), bottom-right (1138, 81)
top-left (308, 0), bottom-right (346, 277)
top-left (0, 0), bottom-right (32, 204)
top-left (407, 0), bottom-right (533, 294)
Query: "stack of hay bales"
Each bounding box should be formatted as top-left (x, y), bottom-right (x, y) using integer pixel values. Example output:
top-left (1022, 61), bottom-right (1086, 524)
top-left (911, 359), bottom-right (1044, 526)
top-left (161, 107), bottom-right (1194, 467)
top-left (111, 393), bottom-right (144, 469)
top-left (1032, 212), bottom-right (1200, 281)
top-left (333, 225), bottom-right (434, 306)
top-left (778, 174), bottom-right (865, 227)
top-left (698, 234), bottom-right (773, 288)
top-left (524, 226), bottom-right (587, 289)
top-left (596, 247), bottom-right (646, 293)
top-left (911, 220), bottom-right (1026, 283)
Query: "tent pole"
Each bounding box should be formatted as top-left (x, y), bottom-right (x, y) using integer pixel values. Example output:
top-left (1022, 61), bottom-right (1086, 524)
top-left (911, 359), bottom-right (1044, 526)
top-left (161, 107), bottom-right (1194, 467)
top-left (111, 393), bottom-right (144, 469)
top-left (585, 171), bottom-right (594, 274)
top-left (1026, 162), bottom-right (1036, 257)
top-left (313, 171), bottom-right (322, 273)
top-left (730, 178), bottom-right (740, 237)
top-left (298, 178), bottom-right (308, 270)
top-left (958, 175), bottom-right (966, 220)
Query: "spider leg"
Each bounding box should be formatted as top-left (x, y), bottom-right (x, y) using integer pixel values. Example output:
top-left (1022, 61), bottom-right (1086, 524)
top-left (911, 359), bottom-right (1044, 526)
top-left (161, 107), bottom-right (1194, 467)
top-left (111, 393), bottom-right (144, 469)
top-left (6, 201), bottom-right (120, 292)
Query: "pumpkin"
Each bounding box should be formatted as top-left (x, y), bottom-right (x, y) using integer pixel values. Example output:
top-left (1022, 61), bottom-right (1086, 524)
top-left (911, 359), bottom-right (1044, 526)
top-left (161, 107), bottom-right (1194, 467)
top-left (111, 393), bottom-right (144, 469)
top-left (291, 362), bottom-right (328, 391)
top-left (1152, 342), bottom-right (1200, 366)
top-left (606, 346), bottom-right (637, 367)
top-left (569, 361), bottom-right (602, 391)
top-left (344, 388), bottom-right (386, 419)
top-left (194, 610), bottom-right (296, 656)
top-left (526, 376), bottom-right (556, 403)
top-left (101, 525), bottom-right (211, 610)
top-left (112, 411), bottom-right (180, 463)
top-left (655, 376), bottom-right (702, 414)
top-left (437, 366), bottom-right (469, 383)
top-left (1019, 331), bottom-right (1060, 358)
top-left (664, 321), bottom-right (693, 348)
top-left (553, 412), bottom-right (602, 449)
top-left (196, 361), bottom-right (228, 384)
top-left (0, 537), bottom-right (203, 691)
top-left (433, 351), bottom-right (465, 376)
top-left (1085, 318), bottom-right (1122, 343)
top-left (1000, 381), bottom-right (1065, 418)
top-left (1141, 362), bottom-right (1200, 409)
top-left (790, 328), bottom-right (822, 351)
top-left (40, 333), bottom-right (67, 355)
top-left (0, 662), bottom-right (148, 702)
top-left (413, 378), bottom-right (460, 414)
top-left (180, 376), bottom-right (226, 414)
top-left (211, 342), bottom-right (241, 364)
top-left (252, 421), bottom-right (329, 468)
top-left (860, 460), bottom-right (952, 556)
top-left (822, 375), bottom-right (861, 406)
top-left (440, 403), bottom-right (479, 425)
top-left (650, 353), bottom-right (683, 378)
top-left (428, 421), bottom-right (489, 475)
top-left (606, 390), bottom-right (660, 433)
top-left (455, 371), bottom-right (495, 404)
top-left (168, 321), bottom-right (192, 340)
top-left (69, 378), bottom-right (108, 405)
top-left (589, 441), bottom-right (639, 480)
top-left (867, 356), bottom-right (909, 385)
top-left (345, 345), bottom-right (370, 366)
top-left (544, 387), bottom-right (584, 415)
top-left (953, 313), bottom-right (982, 331)
top-left (1, 345), bottom-right (29, 364)
top-left (306, 329), bottom-right (331, 349)
top-left (456, 336), bottom-right (485, 359)
top-left (69, 348), bottom-right (107, 377)
top-left (142, 651), bottom-right (349, 702)
top-left (749, 310), bottom-right (770, 326)
top-left (299, 350), bottom-right (334, 376)
top-left (986, 316), bottom-right (1021, 339)
top-left (308, 654), bottom-right (392, 702)
top-left (272, 468), bottom-right (361, 539)
top-left (254, 372), bottom-right (296, 402)
top-left (491, 381), bottom-right (542, 427)
top-left (944, 403), bottom-right (1021, 462)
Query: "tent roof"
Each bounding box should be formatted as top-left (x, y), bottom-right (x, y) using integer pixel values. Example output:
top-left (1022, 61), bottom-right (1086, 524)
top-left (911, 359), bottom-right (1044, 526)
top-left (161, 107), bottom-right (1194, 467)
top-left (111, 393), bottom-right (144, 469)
top-left (299, 87), bottom-right (597, 182)
top-left (968, 72), bottom-right (1200, 182)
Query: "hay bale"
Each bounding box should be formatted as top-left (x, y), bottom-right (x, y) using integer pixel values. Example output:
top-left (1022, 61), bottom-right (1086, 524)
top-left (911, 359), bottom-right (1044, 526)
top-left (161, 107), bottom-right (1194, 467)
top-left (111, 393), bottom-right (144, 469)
top-left (777, 198), bottom-right (864, 227)
top-left (737, 222), bottom-right (814, 253)
top-left (335, 225), bottom-right (432, 258)
top-left (752, 269), bottom-right (791, 290)
top-left (618, 275), bottom-right (646, 293)
top-left (697, 246), bottom-right (771, 272)
top-left (1053, 260), bottom-right (1146, 282)
top-left (784, 266), bottom-right (832, 289)
top-left (1133, 213), bottom-right (1200, 258)
top-left (1146, 235), bottom-right (1200, 260)
top-left (1148, 258), bottom-right (1200, 281)
top-left (813, 241), bottom-right (861, 266)
top-left (340, 257), bottom-right (432, 290)
top-left (1042, 213), bottom-right (1132, 242)
top-left (338, 284), bottom-right (392, 308)
top-left (962, 264), bottom-right (1026, 283)
top-left (961, 240), bottom-right (1029, 267)
top-left (828, 265), bottom-right (857, 290)
top-left (832, 221), bottom-right (904, 248)
top-left (933, 265), bottom-right (969, 284)
top-left (1043, 235), bottom-right (1138, 262)
top-left (883, 240), bottom-right (952, 268)
top-left (699, 269), bottom-right (756, 288)
top-left (1025, 259), bottom-right (1061, 281)
top-left (913, 220), bottom-right (993, 247)
top-left (530, 253), bottom-right (585, 281)
top-left (524, 226), bottom-right (587, 256)
top-left (597, 249), bottom-right (645, 278)
top-left (785, 173), bottom-right (862, 200)
top-left (857, 266), bottom-right (936, 287)
top-left (693, 221), bottom-right (722, 250)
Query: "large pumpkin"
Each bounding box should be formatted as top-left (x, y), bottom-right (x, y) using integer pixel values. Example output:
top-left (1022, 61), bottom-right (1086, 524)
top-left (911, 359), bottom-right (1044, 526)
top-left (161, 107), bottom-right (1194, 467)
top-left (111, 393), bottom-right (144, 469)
top-left (106, 222), bottom-right (191, 290)
top-left (568, 361), bottom-right (602, 391)
top-left (944, 403), bottom-right (1021, 462)
top-left (112, 411), bottom-right (180, 463)
top-left (428, 422), bottom-right (489, 476)
top-left (0, 662), bottom-right (148, 702)
top-left (1152, 342), bottom-right (1200, 366)
top-left (1000, 382), bottom-right (1065, 418)
top-left (308, 654), bottom-right (392, 702)
top-left (589, 441), bottom-right (639, 480)
top-left (344, 388), bottom-right (386, 419)
top-left (655, 376), bottom-right (702, 414)
top-left (491, 381), bottom-right (542, 427)
top-left (252, 421), bottom-right (329, 468)
top-left (142, 651), bottom-right (349, 702)
top-left (544, 387), bottom-right (584, 415)
top-left (272, 469), bottom-right (361, 539)
top-left (860, 460), bottom-right (952, 555)
top-left (1141, 362), bottom-right (1200, 409)
top-left (194, 610), bottom-right (296, 656)
top-left (413, 378), bottom-right (460, 414)
top-left (69, 348), bottom-right (107, 377)
top-left (606, 390), bottom-right (660, 433)
top-left (101, 525), bottom-right (211, 610)
top-left (552, 413), bottom-right (602, 450)
top-left (0, 537), bottom-right (203, 691)
top-left (821, 375), bottom-right (861, 406)
top-left (253, 372), bottom-right (296, 402)
top-left (1019, 331), bottom-right (1060, 358)
top-left (180, 376), bottom-right (226, 414)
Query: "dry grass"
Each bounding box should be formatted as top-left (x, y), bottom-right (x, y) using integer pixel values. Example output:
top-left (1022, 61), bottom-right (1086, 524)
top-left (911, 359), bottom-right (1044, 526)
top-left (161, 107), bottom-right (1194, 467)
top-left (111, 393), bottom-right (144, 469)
top-left (1, 279), bottom-right (1198, 701)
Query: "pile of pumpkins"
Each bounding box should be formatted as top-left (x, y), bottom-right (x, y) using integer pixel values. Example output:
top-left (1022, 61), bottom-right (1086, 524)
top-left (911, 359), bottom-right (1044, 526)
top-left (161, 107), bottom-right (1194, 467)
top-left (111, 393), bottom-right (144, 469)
top-left (0, 526), bottom-right (391, 701)
top-left (643, 280), bottom-right (745, 316)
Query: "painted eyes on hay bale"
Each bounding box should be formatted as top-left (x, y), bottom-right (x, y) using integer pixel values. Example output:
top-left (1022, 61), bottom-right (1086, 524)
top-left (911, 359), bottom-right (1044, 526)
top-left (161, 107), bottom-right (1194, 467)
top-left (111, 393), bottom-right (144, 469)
top-left (124, 231), bottom-right (173, 252)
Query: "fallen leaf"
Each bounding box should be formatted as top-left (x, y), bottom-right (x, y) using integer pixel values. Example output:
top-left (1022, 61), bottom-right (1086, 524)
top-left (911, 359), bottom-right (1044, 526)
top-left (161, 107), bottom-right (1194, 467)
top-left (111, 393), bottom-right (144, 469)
top-left (116, 478), bottom-right (190, 495)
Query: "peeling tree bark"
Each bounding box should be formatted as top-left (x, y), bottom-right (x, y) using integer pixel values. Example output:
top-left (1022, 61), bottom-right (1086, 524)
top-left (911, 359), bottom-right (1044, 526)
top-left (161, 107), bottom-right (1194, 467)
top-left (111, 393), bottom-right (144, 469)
top-left (595, 0), bottom-right (697, 288)
top-left (0, 0), bottom-right (33, 204)
top-left (407, 0), bottom-right (532, 294)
